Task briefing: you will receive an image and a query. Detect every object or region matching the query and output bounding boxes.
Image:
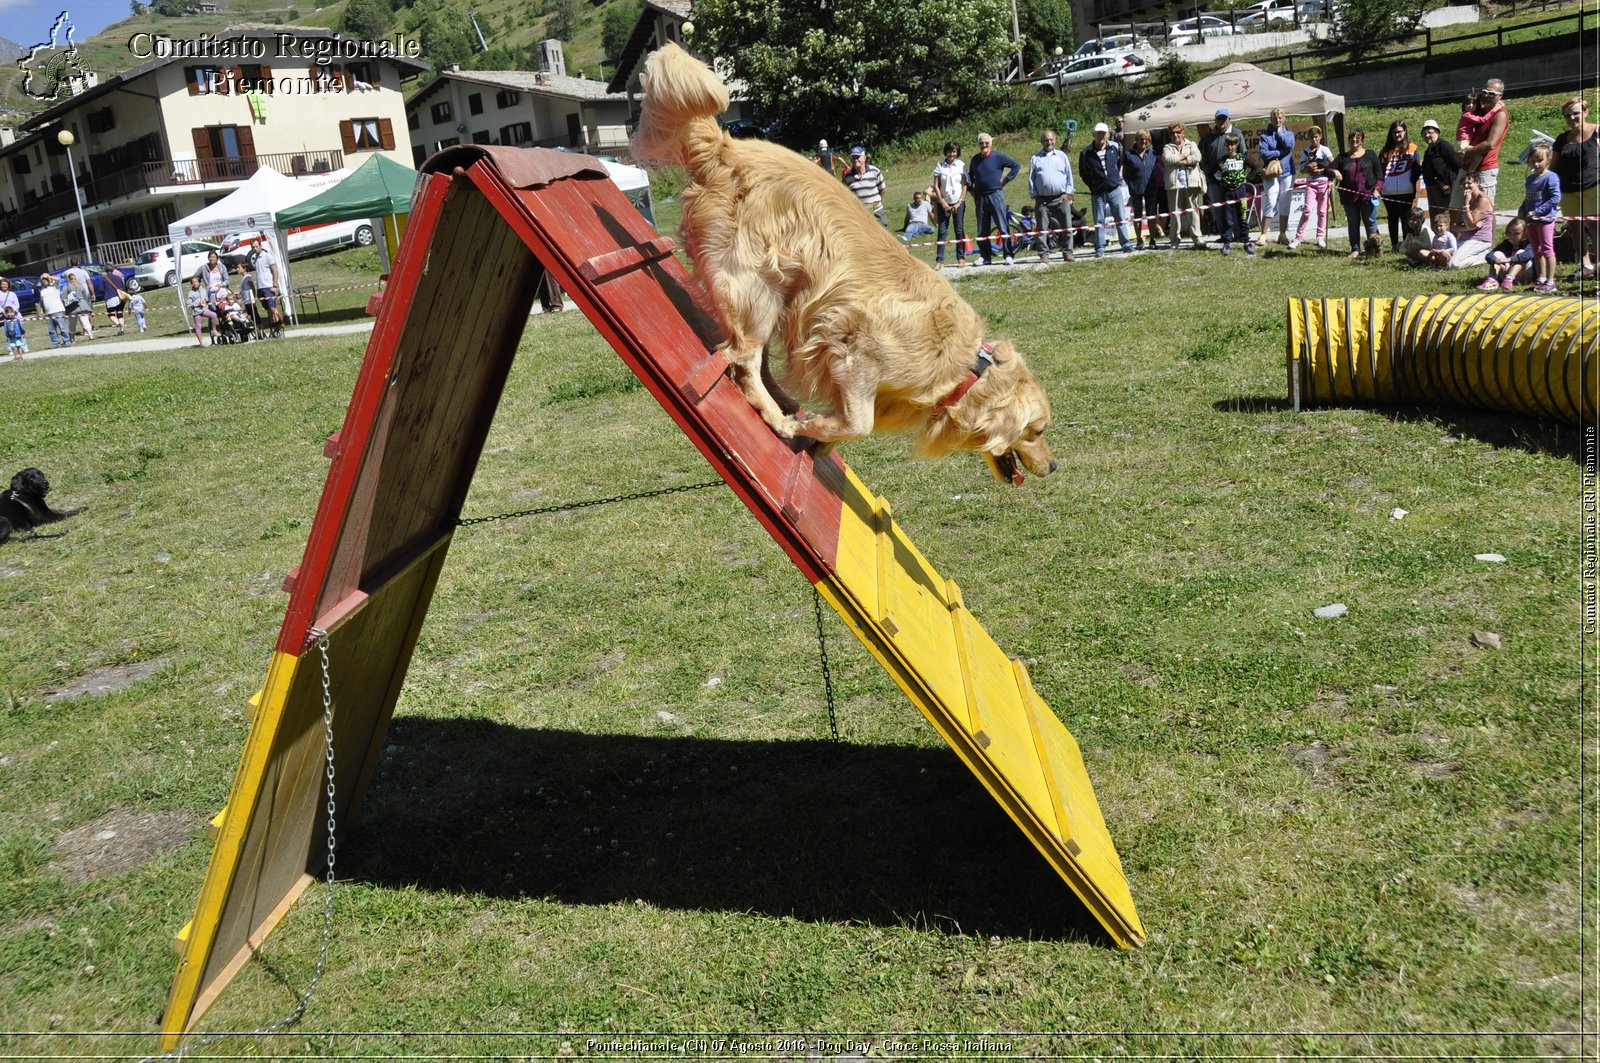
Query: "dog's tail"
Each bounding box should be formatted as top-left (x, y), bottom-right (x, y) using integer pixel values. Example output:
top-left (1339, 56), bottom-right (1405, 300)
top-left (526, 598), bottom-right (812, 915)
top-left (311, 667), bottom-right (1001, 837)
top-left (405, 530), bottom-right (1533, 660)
top-left (629, 42), bottom-right (729, 174)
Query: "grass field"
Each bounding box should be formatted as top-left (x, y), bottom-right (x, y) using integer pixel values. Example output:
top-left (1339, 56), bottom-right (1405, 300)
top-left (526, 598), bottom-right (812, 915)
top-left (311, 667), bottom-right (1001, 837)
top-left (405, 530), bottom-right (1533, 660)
top-left (0, 108), bottom-right (1593, 1060)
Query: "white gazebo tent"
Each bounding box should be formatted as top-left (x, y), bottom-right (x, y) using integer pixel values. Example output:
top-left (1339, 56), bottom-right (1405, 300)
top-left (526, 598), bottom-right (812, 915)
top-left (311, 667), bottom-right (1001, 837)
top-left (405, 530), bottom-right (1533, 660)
top-left (1120, 63), bottom-right (1348, 236)
top-left (1120, 62), bottom-right (1347, 147)
top-left (167, 166), bottom-right (350, 325)
top-left (598, 158), bottom-right (656, 225)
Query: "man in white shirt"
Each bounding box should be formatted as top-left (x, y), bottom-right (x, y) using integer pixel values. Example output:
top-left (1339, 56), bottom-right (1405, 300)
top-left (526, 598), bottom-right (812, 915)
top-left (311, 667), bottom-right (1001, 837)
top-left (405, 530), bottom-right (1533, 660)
top-left (35, 273), bottom-right (72, 348)
top-left (247, 237), bottom-right (284, 334)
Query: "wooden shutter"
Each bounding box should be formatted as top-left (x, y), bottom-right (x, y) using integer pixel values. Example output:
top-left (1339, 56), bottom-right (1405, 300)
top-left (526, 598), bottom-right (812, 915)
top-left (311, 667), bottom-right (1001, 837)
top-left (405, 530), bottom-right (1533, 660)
top-left (339, 119), bottom-right (358, 154)
top-left (260, 65), bottom-right (273, 91)
top-left (191, 127), bottom-right (213, 181)
top-left (187, 67), bottom-right (201, 95)
top-left (378, 118), bottom-right (395, 150)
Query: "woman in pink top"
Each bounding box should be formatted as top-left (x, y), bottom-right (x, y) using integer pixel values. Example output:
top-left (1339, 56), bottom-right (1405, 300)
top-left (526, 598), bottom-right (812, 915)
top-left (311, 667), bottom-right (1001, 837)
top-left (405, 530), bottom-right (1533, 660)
top-left (1446, 172), bottom-right (1497, 268)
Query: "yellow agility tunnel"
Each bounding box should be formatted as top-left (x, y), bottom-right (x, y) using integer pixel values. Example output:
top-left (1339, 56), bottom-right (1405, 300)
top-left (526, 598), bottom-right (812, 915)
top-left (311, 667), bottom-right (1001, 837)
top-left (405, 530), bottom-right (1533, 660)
top-left (1287, 294), bottom-right (1596, 424)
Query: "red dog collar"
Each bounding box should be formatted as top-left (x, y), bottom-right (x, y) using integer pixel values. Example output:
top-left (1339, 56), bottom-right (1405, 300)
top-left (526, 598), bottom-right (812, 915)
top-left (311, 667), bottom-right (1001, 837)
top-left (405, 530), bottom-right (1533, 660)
top-left (938, 342), bottom-right (996, 409)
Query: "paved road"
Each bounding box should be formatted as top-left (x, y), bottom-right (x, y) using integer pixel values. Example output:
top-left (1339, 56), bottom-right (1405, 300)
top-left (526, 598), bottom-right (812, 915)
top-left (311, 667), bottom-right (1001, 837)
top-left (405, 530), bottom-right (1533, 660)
top-left (5, 320), bottom-right (378, 363)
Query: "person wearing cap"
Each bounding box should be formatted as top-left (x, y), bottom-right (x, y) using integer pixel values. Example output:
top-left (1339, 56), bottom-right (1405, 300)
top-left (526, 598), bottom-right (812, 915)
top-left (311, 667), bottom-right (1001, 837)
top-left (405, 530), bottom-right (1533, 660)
top-left (968, 132), bottom-right (1022, 265)
top-left (1418, 119), bottom-right (1459, 224)
top-left (1028, 128), bottom-right (1076, 264)
top-left (1201, 108), bottom-right (1254, 255)
top-left (842, 145), bottom-right (888, 228)
top-left (931, 140), bottom-right (970, 267)
top-left (1078, 122), bottom-right (1134, 258)
top-left (815, 138), bottom-right (842, 177)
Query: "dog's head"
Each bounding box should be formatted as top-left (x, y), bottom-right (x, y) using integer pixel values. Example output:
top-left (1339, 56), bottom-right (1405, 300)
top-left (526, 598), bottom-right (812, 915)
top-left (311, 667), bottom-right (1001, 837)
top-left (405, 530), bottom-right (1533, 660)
top-left (10, 468), bottom-right (48, 498)
top-left (917, 342), bottom-right (1057, 485)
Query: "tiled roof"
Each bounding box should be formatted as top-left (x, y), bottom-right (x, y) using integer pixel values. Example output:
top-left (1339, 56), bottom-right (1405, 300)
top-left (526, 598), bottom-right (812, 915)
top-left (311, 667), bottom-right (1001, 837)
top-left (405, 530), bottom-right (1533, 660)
top-left (416, 69), bottom-right (626, 103)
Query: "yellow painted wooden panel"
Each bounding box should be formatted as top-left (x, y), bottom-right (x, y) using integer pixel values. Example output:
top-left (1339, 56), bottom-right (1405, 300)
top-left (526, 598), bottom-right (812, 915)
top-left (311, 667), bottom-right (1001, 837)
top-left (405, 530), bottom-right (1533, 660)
top-left (821, 471), bottom-right (1143, 948)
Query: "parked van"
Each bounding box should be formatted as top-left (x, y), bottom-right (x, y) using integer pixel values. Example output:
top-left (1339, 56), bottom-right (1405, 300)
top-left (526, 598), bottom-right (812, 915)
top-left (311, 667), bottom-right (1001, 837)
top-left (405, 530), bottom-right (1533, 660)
top-left (219, 218), bottom-right (376, 267)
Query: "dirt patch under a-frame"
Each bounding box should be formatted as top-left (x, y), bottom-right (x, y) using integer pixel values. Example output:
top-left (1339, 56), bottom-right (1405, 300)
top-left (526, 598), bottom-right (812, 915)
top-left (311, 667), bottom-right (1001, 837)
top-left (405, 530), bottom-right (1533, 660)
top-left (50, 808), bottom-right (202, 883)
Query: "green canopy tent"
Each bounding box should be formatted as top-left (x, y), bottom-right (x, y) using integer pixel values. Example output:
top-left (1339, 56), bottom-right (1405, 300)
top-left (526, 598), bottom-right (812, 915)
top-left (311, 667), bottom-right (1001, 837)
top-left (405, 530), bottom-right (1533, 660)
top-left (276, 153), bottom-right (419, 271)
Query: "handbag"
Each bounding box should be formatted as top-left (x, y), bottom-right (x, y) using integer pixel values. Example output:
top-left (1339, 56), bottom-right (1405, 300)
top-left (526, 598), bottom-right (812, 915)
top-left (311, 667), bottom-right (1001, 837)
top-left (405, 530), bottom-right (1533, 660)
top-left (1263, 158), bottom-right (1283, 178)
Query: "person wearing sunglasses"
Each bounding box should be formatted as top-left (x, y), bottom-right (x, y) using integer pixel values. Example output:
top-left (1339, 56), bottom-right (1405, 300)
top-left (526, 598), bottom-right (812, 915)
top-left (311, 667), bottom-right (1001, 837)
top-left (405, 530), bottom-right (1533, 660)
top-left (1553, 96), bottom-right (1597, 280)
top-left (1451, 80), bottom-right (1510, 240)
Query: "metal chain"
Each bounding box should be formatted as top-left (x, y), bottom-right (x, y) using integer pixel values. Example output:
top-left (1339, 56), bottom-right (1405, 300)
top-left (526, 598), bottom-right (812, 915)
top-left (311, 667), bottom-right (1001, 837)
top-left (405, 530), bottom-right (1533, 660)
top-left (138, 630), bottom-right (338, 1062)
top-left (455, 479), bottom-right (725, 527)
top-left (811, 587), bottom-right (840, 741)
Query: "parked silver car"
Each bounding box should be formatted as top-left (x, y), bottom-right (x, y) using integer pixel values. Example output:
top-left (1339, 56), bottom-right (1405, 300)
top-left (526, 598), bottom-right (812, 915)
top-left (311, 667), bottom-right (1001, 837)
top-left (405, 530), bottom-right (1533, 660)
top-left (1165, 15), bottom-right (1238, 44)
top-left (130, 240), bottom-right (221, 292)
top-left (1031, 53), bottom-right (1150, 95)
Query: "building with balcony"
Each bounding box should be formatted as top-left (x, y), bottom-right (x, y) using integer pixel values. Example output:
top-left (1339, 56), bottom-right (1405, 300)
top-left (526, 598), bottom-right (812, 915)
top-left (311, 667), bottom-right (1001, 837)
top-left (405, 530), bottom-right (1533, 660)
top-left (405, 42), bottom-right (631, 165)
top-left (605, 2), bottom-right (751, 136)
top-left (0, 27), bottom-right (428, 272)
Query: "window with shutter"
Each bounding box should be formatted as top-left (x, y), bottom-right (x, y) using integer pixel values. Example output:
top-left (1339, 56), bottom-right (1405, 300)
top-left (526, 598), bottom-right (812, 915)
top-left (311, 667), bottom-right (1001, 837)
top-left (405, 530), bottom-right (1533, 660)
top-left (342, 118), bottom-right (390, 152)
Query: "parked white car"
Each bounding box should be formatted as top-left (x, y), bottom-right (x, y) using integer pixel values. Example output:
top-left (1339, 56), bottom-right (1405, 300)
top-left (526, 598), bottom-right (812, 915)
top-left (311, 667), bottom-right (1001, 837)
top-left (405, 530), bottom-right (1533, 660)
top-left (1237, 0), bottom-right (1300, 28)
top-left (218, 218), bottom-right (377, 267)
top-left (1031, 53), bottom-right (1150, 94)
top-left (1165, 15), bottom-right (1238, 44)
top-left (129, 240), bottom-right (221, 292)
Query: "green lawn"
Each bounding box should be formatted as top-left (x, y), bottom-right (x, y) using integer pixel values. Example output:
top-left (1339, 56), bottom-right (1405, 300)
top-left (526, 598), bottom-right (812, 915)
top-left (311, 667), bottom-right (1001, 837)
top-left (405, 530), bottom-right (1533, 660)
top-left (0, 113), bottom-right (1590, 1059)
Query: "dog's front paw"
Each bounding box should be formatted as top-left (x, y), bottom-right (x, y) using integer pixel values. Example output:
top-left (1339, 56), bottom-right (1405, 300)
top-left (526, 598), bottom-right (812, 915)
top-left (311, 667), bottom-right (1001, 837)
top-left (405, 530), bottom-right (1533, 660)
top-left (770, 416), bottom-right (800, 440)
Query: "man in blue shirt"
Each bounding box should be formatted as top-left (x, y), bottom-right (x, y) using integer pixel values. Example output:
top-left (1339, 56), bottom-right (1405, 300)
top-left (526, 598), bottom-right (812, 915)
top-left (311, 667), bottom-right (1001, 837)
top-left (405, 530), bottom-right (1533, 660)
top-left (1078, 122), bottom-right (1134, 258)
top-left (969, 132), bottom-right (1021, 265)
top-left (1028, 128), bottom-right (1076, 263)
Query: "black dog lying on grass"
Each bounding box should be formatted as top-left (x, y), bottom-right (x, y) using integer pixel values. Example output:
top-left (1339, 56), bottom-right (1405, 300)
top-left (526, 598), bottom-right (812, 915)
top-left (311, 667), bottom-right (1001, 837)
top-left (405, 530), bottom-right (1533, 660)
top-left (0, 468), bottom-right (83, 544)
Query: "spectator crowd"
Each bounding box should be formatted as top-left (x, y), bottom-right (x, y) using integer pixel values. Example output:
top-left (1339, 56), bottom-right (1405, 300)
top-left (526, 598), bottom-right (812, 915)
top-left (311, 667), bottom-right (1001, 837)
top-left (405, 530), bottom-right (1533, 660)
top-left (816, 78), bottom-right (1597, 294)
top-left (1, 237), bottom-right (292, 359)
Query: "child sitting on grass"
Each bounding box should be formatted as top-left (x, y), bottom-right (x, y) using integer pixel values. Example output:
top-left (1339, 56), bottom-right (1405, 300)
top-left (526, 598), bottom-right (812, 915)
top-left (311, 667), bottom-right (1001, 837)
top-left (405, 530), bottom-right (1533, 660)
top-left (1424, 212), bottom-right (1458, 267)
top-left (1478, 216), bottom-right (1533, 291)
top-left (1402, 209), bottom-right (1432, 263)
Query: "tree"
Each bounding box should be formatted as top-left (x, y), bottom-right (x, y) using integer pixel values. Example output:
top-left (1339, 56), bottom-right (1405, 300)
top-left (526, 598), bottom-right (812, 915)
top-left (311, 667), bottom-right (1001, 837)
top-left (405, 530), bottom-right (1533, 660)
top-left (1329, 0), bottom-right (1425, 51)
top-left (545, 0), bottom-right (583, 41)
top-left (602, 0), bottom-right (644, 66)
top-left (408, 0), bottom-right (476, 67)
top-left (342, 0), bottom-right (392, 40)
top-left (693, 0), bottom-right (1013, 146)
top-left (1016, 0), bottom-right (1072, 74)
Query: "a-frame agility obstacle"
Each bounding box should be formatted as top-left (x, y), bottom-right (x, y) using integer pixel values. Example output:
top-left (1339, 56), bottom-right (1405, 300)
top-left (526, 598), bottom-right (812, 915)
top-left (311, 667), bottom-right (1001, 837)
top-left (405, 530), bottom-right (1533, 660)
top-left (160, 146), bottom-right (1145, 1046)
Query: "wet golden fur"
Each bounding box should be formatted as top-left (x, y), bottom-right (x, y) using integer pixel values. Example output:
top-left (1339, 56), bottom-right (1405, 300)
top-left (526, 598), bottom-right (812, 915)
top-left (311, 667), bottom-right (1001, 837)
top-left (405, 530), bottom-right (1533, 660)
top-left (630, 43), bottom-right (1057, 482)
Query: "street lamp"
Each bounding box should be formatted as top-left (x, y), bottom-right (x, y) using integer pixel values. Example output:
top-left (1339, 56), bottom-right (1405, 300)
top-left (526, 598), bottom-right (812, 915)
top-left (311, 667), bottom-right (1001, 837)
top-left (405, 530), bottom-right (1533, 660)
top-left (56, 129), bottom-right (93, 264)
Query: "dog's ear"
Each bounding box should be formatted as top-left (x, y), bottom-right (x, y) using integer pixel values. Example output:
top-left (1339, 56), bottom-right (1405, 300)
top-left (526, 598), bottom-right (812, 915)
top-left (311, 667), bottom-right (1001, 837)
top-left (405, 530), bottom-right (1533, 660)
top-left (918, 345), bottom-right (1047, 459)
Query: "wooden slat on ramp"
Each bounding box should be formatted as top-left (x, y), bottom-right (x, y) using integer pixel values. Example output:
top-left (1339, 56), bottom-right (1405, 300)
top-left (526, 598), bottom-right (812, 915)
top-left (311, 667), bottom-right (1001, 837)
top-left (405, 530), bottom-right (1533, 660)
top-left (160, 146), bottom-right (1142, 1049)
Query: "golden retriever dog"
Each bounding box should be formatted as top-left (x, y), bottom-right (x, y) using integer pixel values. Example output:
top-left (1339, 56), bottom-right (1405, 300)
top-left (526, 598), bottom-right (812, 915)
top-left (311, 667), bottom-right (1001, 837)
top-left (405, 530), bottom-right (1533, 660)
top-left (630, 43), bottom-right (1057, 485)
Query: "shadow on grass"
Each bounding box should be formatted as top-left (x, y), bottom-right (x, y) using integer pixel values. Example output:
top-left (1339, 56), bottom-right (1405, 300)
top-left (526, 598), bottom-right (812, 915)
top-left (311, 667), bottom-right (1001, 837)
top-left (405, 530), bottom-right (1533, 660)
top-left (1213, 394), bottom-right (1583, 461)
top-left (347, 719), bottom-right (1110, 944)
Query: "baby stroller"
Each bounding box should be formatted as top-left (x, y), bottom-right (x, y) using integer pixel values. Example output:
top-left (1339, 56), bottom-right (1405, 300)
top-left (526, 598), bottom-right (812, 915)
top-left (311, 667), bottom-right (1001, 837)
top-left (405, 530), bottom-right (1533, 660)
top-left (211, 291), bottom-right (254, 345)
top-left (237, 276), bottom-right (270, 341)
